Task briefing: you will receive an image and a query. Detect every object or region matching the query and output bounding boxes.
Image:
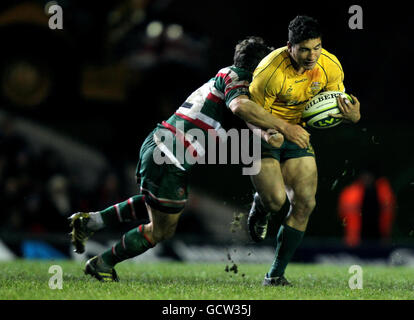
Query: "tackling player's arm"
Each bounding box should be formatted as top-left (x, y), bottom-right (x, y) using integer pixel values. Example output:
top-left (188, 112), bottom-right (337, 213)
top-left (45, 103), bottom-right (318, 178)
top-left (246, 119), bottom-right (310, 149)
top-left (224, 70), bottom-right (288, 133)
top-left (245, 122), bottom-right (284, 148)
top-left (229, 95), bottom-right (310, 149)
top-left (229, 95), bottom-right (288, 132)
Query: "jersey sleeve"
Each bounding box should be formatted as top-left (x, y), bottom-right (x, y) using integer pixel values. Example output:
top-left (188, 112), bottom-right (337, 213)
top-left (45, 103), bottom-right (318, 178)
top-left (224, 78), bottom-right (250, 107)
top-left (215, 68), bottom-right (251, 107)
top-left (324, 55), bottom-right (345, 92)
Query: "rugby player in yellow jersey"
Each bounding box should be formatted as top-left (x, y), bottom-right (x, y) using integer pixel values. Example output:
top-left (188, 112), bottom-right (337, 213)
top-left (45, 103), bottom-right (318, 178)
top-left (247, 15), bottom-right (361, 286)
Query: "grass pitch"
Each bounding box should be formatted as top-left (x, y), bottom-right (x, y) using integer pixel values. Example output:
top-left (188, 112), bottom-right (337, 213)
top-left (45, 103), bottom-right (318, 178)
top-left (0, 259), bottom-right (413, 300)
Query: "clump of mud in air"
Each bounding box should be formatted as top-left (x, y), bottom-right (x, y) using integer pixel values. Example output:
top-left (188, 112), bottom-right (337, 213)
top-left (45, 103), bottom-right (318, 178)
top-left (230, 212), bottom-right (245, 233)
top-left (225, 212), bottom-right (249, 277)
top-left (224, 248), bottom-right (238, 275)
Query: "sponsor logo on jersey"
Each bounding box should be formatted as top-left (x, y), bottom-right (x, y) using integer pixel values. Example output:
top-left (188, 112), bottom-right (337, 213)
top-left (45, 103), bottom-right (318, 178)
top-left (310, 82), bottom-right (321, 94)
top-left (176, 187), bottom-right (186, 197)
top-left (295, 78), bottom-right (307, 83)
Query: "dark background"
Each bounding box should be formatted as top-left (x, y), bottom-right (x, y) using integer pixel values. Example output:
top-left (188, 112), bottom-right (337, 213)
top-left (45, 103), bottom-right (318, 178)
top-left (0, 0), bottom-right (413, 257)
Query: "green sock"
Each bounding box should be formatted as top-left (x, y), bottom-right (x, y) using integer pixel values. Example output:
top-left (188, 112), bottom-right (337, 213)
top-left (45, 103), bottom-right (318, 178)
top-left (100, 195), bottom-right (146, 227)
top-left (101, 224), bottom-right (154, 267)
top-left (267, 224), bottom-right (304, 278)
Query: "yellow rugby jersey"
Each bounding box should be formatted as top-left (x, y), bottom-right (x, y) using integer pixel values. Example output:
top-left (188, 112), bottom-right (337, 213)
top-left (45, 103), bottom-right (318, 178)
top-left (249, 46), bottom-right (345, 124)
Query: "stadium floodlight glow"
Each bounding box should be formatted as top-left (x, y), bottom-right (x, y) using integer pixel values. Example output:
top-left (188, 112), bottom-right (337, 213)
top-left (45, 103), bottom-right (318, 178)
top-left (146, 21), bottom-right (163, 38)
top-left (166, 24), bottom-right (183, 40)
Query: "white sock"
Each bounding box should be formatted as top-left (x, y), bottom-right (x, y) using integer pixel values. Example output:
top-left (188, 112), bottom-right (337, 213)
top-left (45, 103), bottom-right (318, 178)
top-left (86, 212), bottom-right (105, 231)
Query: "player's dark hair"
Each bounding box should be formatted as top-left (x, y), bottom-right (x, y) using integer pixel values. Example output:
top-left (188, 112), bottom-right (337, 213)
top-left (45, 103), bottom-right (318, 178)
top-left (233, 36), bottom-right (272, 73)
top-left (288, 15), bottom-right (322, 45)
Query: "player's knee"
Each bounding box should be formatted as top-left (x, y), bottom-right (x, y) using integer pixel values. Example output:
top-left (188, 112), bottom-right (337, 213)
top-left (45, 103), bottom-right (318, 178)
top-left (262, 192), bottom-right (286, 214)
top-left (151, 230), bottom-right (166, 243)
top-left (163, 224), bottom-right (177, 240)
top-left (151, 224), bottom-right (177, 243)
top-left (289, 198), bottom-right (315, 226)
top-left (304, 197), bottom-right (316, 214)
top-left (294, 196), bottom-right (316, 217)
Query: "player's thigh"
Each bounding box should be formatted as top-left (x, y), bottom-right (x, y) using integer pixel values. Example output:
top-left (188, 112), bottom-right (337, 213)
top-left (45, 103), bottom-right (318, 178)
top-left (250, 157), bottom-right (286, 211)
top-left (137, 129), bottom-right (189, 213)
top-left (281, 156), bottom-right (318, 204)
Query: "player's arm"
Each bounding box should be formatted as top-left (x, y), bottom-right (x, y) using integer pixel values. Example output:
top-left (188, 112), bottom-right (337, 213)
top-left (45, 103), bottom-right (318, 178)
top-left (229, 95), bottom-right (310, 149)
top-left (246, 119), bottom-right (310, 149)
top-left (324, 55), bottom-right (361, 123)
top-left (229, 95), bottom-right (288, 131)
top-left (245, 122), bottom-right (284, 148)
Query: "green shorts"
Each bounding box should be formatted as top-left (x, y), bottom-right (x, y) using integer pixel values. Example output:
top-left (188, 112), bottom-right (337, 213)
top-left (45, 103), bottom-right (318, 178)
top-left (136, 128), bottom-right (189, 214)
top-left (260, 138), bottom-right (315, 162)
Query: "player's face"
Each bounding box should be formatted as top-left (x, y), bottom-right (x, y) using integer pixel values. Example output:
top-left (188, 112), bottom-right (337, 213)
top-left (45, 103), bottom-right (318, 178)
top-left (288, 38), bottom-right (322, 71)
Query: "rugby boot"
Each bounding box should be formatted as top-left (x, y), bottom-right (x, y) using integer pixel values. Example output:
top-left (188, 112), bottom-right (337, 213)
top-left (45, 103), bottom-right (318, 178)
top-left (69, 212), bottom-right (94, 254)
top-left (262, 274), bottom-right (292, 287)
top-left (84, 256), bottom-right (119, 282)
top-left (247, 193), bottom-right (270, 242)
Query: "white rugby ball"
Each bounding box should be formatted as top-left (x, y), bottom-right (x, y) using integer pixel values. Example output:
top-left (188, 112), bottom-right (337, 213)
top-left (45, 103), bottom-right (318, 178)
top-left (302, 91), bottom-right (352, 129)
